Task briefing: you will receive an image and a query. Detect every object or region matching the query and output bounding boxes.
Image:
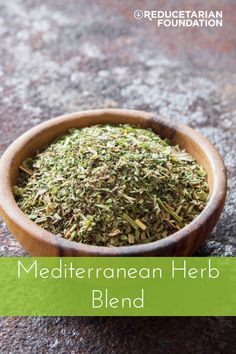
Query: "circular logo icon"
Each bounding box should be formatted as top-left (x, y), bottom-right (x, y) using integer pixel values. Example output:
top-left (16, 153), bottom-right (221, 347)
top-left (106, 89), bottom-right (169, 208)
top-left (134, 10), bottom-right (143, 20)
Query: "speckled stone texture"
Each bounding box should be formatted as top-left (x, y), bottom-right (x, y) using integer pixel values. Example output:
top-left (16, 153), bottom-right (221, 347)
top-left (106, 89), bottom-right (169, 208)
top-left (0, 0), bottom-right (235, 353)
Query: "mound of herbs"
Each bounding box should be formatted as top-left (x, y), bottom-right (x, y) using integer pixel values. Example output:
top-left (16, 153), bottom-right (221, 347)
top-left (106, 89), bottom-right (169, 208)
top-left (14, 124), bottom-right (209, 246)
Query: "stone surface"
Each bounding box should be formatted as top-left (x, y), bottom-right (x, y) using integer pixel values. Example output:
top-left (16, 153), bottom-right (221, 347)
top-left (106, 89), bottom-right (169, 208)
top-left (0, 0), bottom-right (235, 353)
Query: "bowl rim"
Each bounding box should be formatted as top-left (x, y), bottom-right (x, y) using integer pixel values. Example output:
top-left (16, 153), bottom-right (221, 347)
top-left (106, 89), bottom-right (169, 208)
top-left (0, 109), bottom-right (227, 256)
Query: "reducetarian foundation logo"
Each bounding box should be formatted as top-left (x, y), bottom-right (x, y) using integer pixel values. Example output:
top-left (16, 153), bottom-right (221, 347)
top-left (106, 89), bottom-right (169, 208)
top-left (134, 10), bottom-right (223, 27)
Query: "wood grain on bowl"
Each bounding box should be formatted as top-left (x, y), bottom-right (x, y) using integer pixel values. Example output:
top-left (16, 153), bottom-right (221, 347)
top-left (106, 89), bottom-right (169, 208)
top-left (0, 109), bottom-right (227, 256)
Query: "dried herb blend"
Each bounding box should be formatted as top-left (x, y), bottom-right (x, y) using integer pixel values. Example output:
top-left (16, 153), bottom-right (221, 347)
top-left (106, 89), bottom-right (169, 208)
top-left (14, 124), bottom-right (209, 246)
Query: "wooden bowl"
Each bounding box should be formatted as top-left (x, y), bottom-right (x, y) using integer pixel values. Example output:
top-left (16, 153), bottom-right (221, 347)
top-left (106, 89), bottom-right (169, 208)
top-left (0, 109), bottom-right (227, 256)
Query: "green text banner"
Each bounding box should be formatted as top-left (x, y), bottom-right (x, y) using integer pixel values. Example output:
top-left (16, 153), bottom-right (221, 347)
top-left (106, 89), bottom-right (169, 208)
top-left (0, 257), bottom-right (235, 316)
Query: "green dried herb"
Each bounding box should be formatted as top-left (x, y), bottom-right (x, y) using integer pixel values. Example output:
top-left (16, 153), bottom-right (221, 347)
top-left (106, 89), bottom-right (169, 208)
top-left (14, 124), bottom-right (209, 246)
